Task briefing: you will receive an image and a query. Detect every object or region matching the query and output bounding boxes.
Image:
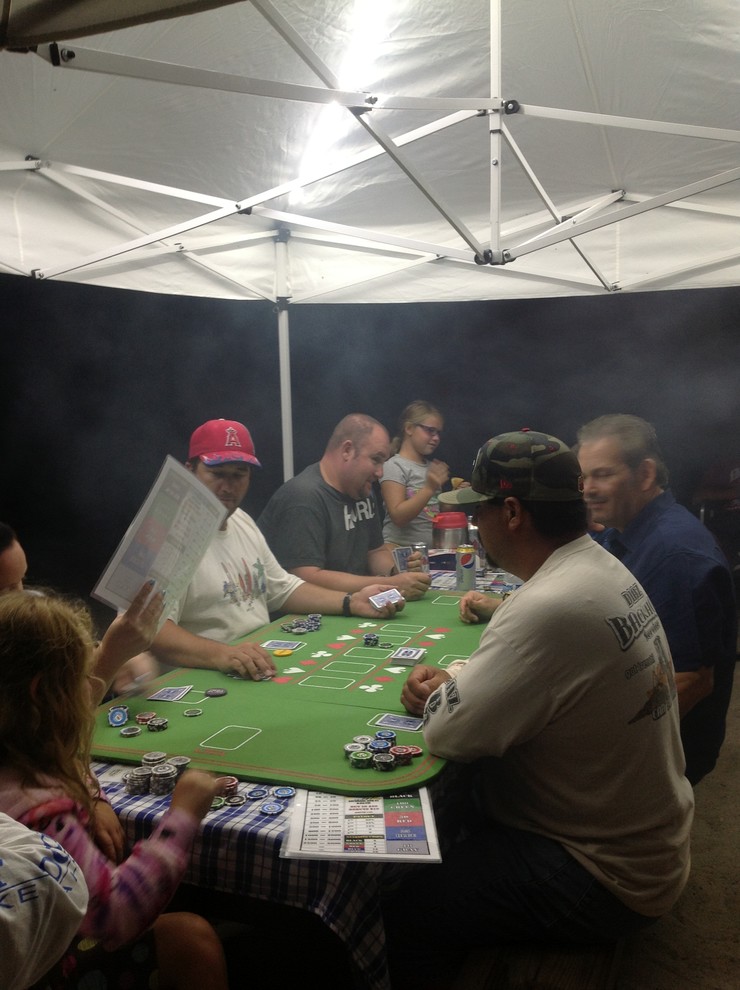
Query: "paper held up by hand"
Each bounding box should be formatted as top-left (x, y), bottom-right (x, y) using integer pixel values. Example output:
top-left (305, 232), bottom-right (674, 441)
top-left (92, 455), bottom-right (226, 615)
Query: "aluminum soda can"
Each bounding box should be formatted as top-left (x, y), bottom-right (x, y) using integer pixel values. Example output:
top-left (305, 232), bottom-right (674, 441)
top-left (455, 544), bottom-right (476, 592)
top-left (411, 542), bottom-right (430, 573)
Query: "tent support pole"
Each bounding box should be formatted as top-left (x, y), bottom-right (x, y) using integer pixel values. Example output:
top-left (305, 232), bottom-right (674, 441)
top-left (275, 230), bottom-right (294, 481)
top-left (489, 0), bottom-right (502, 255)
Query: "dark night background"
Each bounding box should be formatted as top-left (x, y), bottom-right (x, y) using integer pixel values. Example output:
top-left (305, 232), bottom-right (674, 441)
top-left (1, 270), bottom-right (738, 628)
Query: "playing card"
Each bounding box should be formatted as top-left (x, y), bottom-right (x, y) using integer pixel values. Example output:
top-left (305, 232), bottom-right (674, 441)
top-left (147, 685), bottom-right (193, 701)
top-left (369, 588), bottom-right (404, 609)
top-left (391, 546), bottom-right (413, 572)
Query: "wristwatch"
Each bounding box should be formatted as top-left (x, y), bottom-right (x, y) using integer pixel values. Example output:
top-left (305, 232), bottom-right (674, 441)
top-left (342, 593), bottom-right (352, 617)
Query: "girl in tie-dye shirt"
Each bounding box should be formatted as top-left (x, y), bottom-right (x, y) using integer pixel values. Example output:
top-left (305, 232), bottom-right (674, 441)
top-left (0, 591), bottom-right (228, 989)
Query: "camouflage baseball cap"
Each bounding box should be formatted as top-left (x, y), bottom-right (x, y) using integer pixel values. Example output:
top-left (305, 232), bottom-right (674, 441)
top-left (439, 430), bottom-right (584, 505)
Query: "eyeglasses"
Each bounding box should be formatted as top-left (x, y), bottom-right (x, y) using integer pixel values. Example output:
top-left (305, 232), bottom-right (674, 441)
top-left (414, 423), bottom-right (442, 438)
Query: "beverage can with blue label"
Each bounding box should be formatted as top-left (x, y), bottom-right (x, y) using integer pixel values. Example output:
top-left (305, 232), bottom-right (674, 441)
top-left (455, 544), bottom-right (476, 592)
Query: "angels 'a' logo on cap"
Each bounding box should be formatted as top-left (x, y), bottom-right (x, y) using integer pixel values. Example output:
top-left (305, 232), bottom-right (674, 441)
top-left (224, 426), bottom-right (242, 448)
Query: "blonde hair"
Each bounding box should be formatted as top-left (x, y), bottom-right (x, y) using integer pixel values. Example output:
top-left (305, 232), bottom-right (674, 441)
top-left (390, 401), bottom-right (443, 456)
top-left (0, 591), bottom-right (98, 815)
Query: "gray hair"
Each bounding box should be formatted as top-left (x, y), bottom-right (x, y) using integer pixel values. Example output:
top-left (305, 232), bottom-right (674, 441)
top-left (575, 414), bottom-right (669, 487)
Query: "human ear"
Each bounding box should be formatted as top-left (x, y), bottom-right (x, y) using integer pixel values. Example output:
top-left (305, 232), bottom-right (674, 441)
top-left (639, 458), bottom-right (658, 489)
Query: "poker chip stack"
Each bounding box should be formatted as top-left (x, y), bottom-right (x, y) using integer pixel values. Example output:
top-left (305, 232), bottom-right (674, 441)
top-left (147, 717), bottom-right (169, 732)
top-left (349, 750), bottom-right (373, 770)
top-left (218, 775), bottom-right (239, 797)
top-left (389, 745), bottom-right (414, 766)
top-left (124, 765), bottom-right (153, 796)
top-left (280, 613), bottom-right (322, 634)
top-left (142, 751), bottom-right (168, 767)
top-left (168, 755), bottom-right (191, 777)
top-left (372, 753), bottom-right (395, 772)
top-left (367, 738), bottom-right (392, 755)
top-left (363, 633), bottom-right (380, 647)
top-left (343, 731), bottom-right (424, 771)
top-left (150, 762), bottom-right (178, 796)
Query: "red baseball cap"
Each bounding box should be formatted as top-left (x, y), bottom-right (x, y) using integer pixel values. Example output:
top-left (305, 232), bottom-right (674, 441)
top-left (188, 419), bottom-right (261, 467)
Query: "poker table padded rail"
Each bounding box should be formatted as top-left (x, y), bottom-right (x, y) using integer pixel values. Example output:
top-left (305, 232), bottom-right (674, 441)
top-left (92, 594), bottom-right (483, 795)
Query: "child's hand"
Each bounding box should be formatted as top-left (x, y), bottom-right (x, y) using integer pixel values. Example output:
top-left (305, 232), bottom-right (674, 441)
top-left (91, 798), bottom-right (127, 863)
top-left (101, 583), bottom-right (166, 666)
top-left (426, 459), bottom-right (449, 491)
top-left (170, 770), bottom-right (222, 822)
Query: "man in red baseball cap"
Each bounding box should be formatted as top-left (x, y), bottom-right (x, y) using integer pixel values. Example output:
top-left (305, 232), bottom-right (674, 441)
top-left (144, 419), bottom-right (405, 681)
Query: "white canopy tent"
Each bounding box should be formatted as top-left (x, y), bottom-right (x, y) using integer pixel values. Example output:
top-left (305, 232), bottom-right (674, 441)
top-left (2, 0), bottom-right (739, 474)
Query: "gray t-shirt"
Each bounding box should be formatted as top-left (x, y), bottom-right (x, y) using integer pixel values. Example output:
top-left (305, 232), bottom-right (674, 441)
top-left (381, 454), bottom-right (440, 545)
top-left (258, 462), bottom-right (383, 574)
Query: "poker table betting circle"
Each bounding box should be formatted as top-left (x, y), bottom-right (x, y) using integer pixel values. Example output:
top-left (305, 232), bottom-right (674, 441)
top-left (92, 594), bottom-right (483, 795)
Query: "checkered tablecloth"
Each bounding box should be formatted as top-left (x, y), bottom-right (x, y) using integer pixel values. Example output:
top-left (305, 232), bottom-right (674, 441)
top-left (94, 762), bottom-right (467, 990)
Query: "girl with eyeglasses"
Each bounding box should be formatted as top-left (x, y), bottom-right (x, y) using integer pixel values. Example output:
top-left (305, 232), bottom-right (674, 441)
top-left (381, 400), bottom-right (450, 549)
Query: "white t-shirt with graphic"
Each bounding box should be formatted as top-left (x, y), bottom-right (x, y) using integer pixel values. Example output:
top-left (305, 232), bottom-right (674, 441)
top-left (168, 509), bottom-right (303, 643)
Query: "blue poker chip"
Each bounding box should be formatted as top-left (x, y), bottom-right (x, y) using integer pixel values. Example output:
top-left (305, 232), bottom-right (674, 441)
top-left (246, 786), bottom-right (269, 800)
top-left (107, 707), bottom-right (128, 727)
top-left (375, 729), bottom-right (397, 741)
top-left (260, 801), bottom-right (285, 816)
top-left (367, 739), bottom-right (391, 752)
top-left (272, 786), bottom-right (296, 799)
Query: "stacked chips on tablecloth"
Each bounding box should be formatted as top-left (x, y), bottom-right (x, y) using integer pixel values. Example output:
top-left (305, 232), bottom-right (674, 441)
top-left (151, 762), bottom-right (178, 795)
top-left (218, 775), bottom-right (239, 797)
top-left (124, 765), bottom-right (153, 796)
top-left (168, 755), bottom-right (191, 777)
top-left (142, 751), bottom-right (167, 766)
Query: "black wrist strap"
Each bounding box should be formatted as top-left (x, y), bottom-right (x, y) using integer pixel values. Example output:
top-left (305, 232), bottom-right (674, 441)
top-left (342, 593), bottom-right (352, 617)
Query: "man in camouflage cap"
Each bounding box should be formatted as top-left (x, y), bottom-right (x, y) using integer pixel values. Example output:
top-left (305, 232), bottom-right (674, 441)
top-left (440, 428), bottom-right (585, 505)
top-left (384, 429), bottom-right (693, 987)
top-left (436, 429), bottom-right (584, 624)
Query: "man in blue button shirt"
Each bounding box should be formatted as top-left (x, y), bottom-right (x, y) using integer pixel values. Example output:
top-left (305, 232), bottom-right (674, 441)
top-left (576, 414), bottom-right (736, 784)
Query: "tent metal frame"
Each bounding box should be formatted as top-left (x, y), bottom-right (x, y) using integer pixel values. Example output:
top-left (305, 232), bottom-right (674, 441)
top-left (3, 0), bottom-right (740, 476)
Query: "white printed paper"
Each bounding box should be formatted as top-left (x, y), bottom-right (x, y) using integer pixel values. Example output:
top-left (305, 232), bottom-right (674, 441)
top-left (92, 455), bottom-right (226, 613)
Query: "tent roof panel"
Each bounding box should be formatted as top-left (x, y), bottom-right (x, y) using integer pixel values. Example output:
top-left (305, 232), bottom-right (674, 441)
top-left (1, 0), bottom-right (738, 302)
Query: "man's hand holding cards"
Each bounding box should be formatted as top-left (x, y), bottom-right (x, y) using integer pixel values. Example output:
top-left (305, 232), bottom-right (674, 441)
top-left (369, 588), bottom-right (404, 610)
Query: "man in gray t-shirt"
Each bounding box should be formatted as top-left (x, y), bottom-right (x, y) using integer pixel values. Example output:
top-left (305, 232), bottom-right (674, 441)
top-left (258, 414), bottom-right (430, 600)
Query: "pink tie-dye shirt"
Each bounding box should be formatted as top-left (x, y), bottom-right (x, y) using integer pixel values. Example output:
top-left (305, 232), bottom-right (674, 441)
top-left (0, 772), bottom-right (197, 950)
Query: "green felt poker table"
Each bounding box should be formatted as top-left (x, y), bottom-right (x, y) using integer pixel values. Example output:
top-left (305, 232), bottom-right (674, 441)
top-left (91, 593), bottom-right (483, 795)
